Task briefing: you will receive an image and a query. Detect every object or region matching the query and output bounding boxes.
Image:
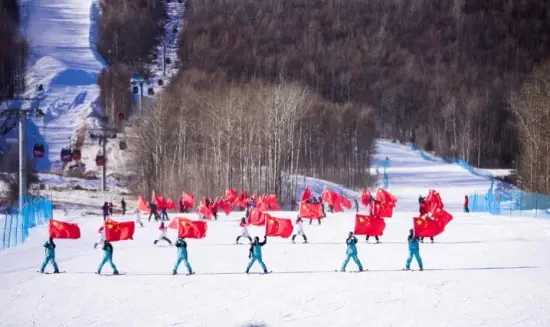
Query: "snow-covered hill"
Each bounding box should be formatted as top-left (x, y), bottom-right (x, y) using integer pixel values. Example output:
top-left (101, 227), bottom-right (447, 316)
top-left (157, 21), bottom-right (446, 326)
top-left (16, 0), bottom-right (106, 172)
top-left (1, 140), bottom-right (549, 326)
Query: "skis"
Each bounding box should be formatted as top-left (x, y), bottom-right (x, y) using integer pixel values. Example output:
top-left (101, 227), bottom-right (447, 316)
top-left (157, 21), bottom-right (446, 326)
top-left (335, 269), bottom-right (368, 273)
top-left (402, 268), bottom-right (423, 271)
top-left (37, 271), bottom-right (66, 274)
top-left (247, 271), bottom-right (272, 275)
top-left (95, 272), bottom-right (127, 276)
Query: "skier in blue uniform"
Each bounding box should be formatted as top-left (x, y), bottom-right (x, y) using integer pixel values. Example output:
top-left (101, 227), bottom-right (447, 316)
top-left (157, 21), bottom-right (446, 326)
top-left (97, 241), bottom-right (119, 275)
top-left (341, 232), bottom-right (364, 272)
top-left (246, 236), bottom-right (269, 274)
top-left (40, 237), bottom-right (60, 273)
top-left (173, 237), bottom-right (193, 275)
top-left (405, 229), bottom-right (423, 271)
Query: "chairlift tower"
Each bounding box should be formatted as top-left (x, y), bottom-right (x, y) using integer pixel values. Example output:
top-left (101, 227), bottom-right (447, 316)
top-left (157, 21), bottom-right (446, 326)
top-left (0, 98), bottom-right (45, 213)
top-left (89, 126), bottom-right (117, 192)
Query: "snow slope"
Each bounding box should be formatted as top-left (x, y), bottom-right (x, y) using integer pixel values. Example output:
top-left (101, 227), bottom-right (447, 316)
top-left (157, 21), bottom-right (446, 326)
top-left (18, 0), bottom-right (105, 172)
top-left (1, 141), bottom-right (550, 326)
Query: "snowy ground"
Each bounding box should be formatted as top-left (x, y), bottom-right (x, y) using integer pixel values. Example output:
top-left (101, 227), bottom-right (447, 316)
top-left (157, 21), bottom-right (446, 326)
top-left (1, 141), bottom-right (550, 326)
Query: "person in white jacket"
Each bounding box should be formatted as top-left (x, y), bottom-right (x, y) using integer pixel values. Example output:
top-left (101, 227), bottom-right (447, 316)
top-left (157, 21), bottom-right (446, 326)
top-left (135, 207), bottom-right (144, 227)
top-left (236, 217), bottom-right (252, 244)
top-left (153, 222), bottom-right (172, 245)
top-left (94, 226), bottom-right (105, 249)
top-left (292, 217), bottom-right (308, 243)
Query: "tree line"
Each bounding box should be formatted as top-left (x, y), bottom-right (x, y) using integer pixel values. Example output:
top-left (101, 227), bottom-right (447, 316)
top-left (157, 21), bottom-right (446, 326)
top-left (0, 0), bottom-right (27, 99)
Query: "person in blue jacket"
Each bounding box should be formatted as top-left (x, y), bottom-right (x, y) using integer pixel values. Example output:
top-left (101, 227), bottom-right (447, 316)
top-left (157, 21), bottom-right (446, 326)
top-left (341, 232), bottom-right (364, 272)
top-left (40, 237), bottom-right (60, 273)
top-left (246, 236), bottom-right (268, 274)
top-left (173, 237), bottom-right (193, 275)
top-left (97, 241), bottom-right (119, 275)
top-left (405, 229), bottom-right (423, 271)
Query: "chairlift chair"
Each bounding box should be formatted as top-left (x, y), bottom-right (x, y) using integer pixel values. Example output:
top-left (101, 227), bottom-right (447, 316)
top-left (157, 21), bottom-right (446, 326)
top-left (95, 154), bottom-right (106, 167)
top-left (33, 144), bottom-right (45, 158)
top-left (60, 148), bottom-right (72, 163)
top-left (119, 140), bottom-right (127, 150)
top-left (72, 149), bottom-right (82, 161)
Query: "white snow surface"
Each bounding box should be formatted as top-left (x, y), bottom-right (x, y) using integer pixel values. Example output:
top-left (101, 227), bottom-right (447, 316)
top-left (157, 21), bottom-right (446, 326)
top-left (16, 0), bottom-right (105, 172)
top-left (1, 140), bottom-right (550, 326)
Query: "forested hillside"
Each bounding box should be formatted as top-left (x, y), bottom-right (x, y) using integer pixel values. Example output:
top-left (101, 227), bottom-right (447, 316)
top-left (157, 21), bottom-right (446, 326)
top-left (0, 0), bottom-right (27, 98)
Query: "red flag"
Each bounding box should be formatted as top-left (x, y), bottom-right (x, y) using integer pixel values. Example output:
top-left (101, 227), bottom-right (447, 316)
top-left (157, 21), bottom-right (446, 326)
top-left (301, 186), bottom-right (312, 202)
top-left (104, 219), bottom-right (135, 242)
top-left (419, 201), bottom-right (429, 216)
top-left (225, 189), bottom-right (238, 203)
top-left (182, 192), bottom-right (195, 208)
top-left (234, 190), bottom-right (248, 207)
top-left (248, 209), bottom-right (266, 226)
top-left (299, 202), bottom-right (324, 219)
top-left (262, 194), bottom-right (280, 210)
top-left (211, 197), bottom-right (219, 214)
top-left (49, 219), bottom-right (81, 239)
top-left (432, 207), bottom-right (453, 227)
top-left (265, 215), bottom-right (294, 238)
top-left (166, 199), bottom-right (176, 210)
top-left (353, 214), bottom-right (385, 236)
top-left (413, 217), bottom-right (444, 238)
top-left (138, 195), bottom-right (150, 213)
top-left (425, 189), bottom-right (444, 210)
top-left (218, 199), bottom-right (232, 215)
top-left (375, 188), bottom-right (397, 207)
top-left (341, 197), bottom-right (352, 209)
top-left (168, 217), bottom-right (191, 229)
top-left (373, 188), bottom-right (397, 218)
top-left (198, 203), bottom-right (213, 219)
top-left (177, 219), bottom-right (207, 239)
top-left (361, 189), bottom-right (372, 207)
top-left (321, 188), bottom-right (343, 212)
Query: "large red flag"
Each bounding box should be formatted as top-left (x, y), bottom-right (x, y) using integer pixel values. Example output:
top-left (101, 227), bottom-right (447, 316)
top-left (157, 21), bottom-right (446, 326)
top-left (49, 219), bottom-right (81, 239)
top-left (225, 189), bottom-right (238, 203)
top-left (425, 189), bottom-right (444, 210)
top-left (361, 189), bottom-right (372, 207)
top-left (104, 219), bottom-right (135, 242)
top-left (265, 215), bottom-right (293, 238)
top-left (262, 194), bottom-right (280, 210)
top-left (248, 209), bottom-right (266, 226)
top-left (182, 192), bottom-right (195, 208)
top-left (299, 202), bottom-right (324, 219)
top-left (354, 214), bottom-right (386, 236)
top-left (177, 219), bottom-right (207, 239)
top-left (138, 196), bottom-right (151, 213)
top-left (218, 199), bottom-right (232, 215)
top-left (432, 207), bottom-right (453, 227)
top-left (168, 217), bottom-right (191, 229)
top-left (321, 188), bottom-right (343, 212)
top-left (413, 217), bottom-right (444, 238)
top-left (373, 188), bottom-right (397, 218)
top-left (341, 197), bottom-right (352, 209)
top-left (166, 199), bottom-right (176, 210)
top-left (234, 191), bottom-right (248, 207)
top-left (198, 203), bottom-right (213, 219)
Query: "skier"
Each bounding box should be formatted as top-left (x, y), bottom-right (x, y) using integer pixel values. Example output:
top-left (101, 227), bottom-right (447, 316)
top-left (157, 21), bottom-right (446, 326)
top-left (354, 198), bottom-right (359, 213)
top-left (108, 202), bottom-right (114, 215)
top-left (405, 229), bottom-right (423, 271)
top-left (101, 202), bottom-right (109, 221)
top-left (341, 232), bottom-right (364, 272)
top-left (97, 241), bottom-right (119, 275)
top-left (291, 217), bottom-right (308, 243)
top-left (148, 201), bottom-right (160, 222)
top-left (236, 217), bottom-right (252, 244)
top-left (134, 207), bottom-right (144, 227)
top-left (173, 237), bottom-right (193, 275)
top-left (154, 221), bottom-right (172, 245)
top-left (365, 234), bottom-right (379, 243)
top-left (246, 236), bottom-right (269, 274)
top-left (464, 195), bottom-right (469, 213)
top-left (94, 226), bottom-right (105, 249)
top-left (39, 237), bottom-right (60, 273)
top-left (160, 206), bottom-right (169, 221)
top-left (121, 198), bottom-right (127, 215)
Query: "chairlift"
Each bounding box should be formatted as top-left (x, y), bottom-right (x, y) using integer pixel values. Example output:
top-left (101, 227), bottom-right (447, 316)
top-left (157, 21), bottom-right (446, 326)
top-left (60, 148), bottom-right (72, 163)
top-left (157, 79), bottom-right (164, 86)
top-left (178, 0), bottom-right (183, 3)
top-left (119, 140), bottom-right (127, 150)
top-left (132, 86), bottom-right (139, 94)
top-left (148, 88), bottom-right (155, 95)
top-left (95, 154), bottom-right (106, 167)
top-left (165, 58), bottom-right (171, 65)
top-left (172, 27), bottom-right (178, 34)
top-left (117, 112), bottom-right (125, 120)
top-left (33, 144), bottom-right (45, 158)
top-left (72, 149), bottom-right (82, 161)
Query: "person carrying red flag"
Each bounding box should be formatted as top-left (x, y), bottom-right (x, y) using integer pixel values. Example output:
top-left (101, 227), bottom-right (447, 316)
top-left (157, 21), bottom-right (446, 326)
top-left (340, 232), bottom-right (364, 272)
top-left (246, 236), bottom-right (269, 274)
top-left (405, 229), bottom-right (423, 271)
top-left (418, 197), bottom-right (434, 243)
top-left (291, 217), bottom-right (308, 244)
top-left (236, 217), bottom-right (252, 244)
top-left (96, 241), bottom-right (119, 275)
top-left (39, 237), bottom-right (60, 274)
top-left (154, 222), bottom-right (173, 245)
top-left (173, 237), bottom-right (194, 275)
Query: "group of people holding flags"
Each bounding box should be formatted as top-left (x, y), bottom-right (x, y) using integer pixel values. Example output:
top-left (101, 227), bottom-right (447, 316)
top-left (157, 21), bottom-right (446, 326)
top-left (39, 187), bottom-right (454, 275)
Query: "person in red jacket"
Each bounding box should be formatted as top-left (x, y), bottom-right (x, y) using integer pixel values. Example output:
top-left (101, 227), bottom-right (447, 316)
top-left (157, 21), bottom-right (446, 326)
top-left (419, 196), bottom-right (429, 216)
top-left (236, 218), bottom-right (252, 244)
top-left (464, 195), bottom-right (469, 213)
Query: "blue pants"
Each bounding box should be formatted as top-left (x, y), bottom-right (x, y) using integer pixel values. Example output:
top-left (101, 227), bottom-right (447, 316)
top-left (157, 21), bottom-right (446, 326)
top-left (40, 255), bottom-right (59, 272)
top-left (173, 256), bottom-right (192, 273)
top-left (247, 256), bottom-right (267, 271)
top-left (406, 250), bottom-right (423, 269)
top-left (464, 206), bottom-right (469, 213)
top-left (97, 254), bottom-right (118, 273)
top-left (341, 253), bottom-right (363, 271)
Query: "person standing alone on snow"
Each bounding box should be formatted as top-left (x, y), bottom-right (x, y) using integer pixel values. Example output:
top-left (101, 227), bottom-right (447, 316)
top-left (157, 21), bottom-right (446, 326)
top-left (173, 237), bottom-right (194, 275)
top-left (154, 221), bottom-right (172, 245)
top-left (405, 229), bottom-right (423, 271)
top-left (464, 195), bottom-right (469, 213)
top-left (341, 232), bottom-right (363, 272)
top-left (236, 217), bottom-right (252, 244)
top-left (246, 236), bottom-right (269, 274)
top-left (291, 217), bottom-right (308, 243)
top-left (101, 202), bottom-right (109, 221)
top-left (97, 241), bottom-right (119, 275)
top-left (39, 237), bottom-right (60, 273)
top-left (121, 198), bottom-right (127, 215)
